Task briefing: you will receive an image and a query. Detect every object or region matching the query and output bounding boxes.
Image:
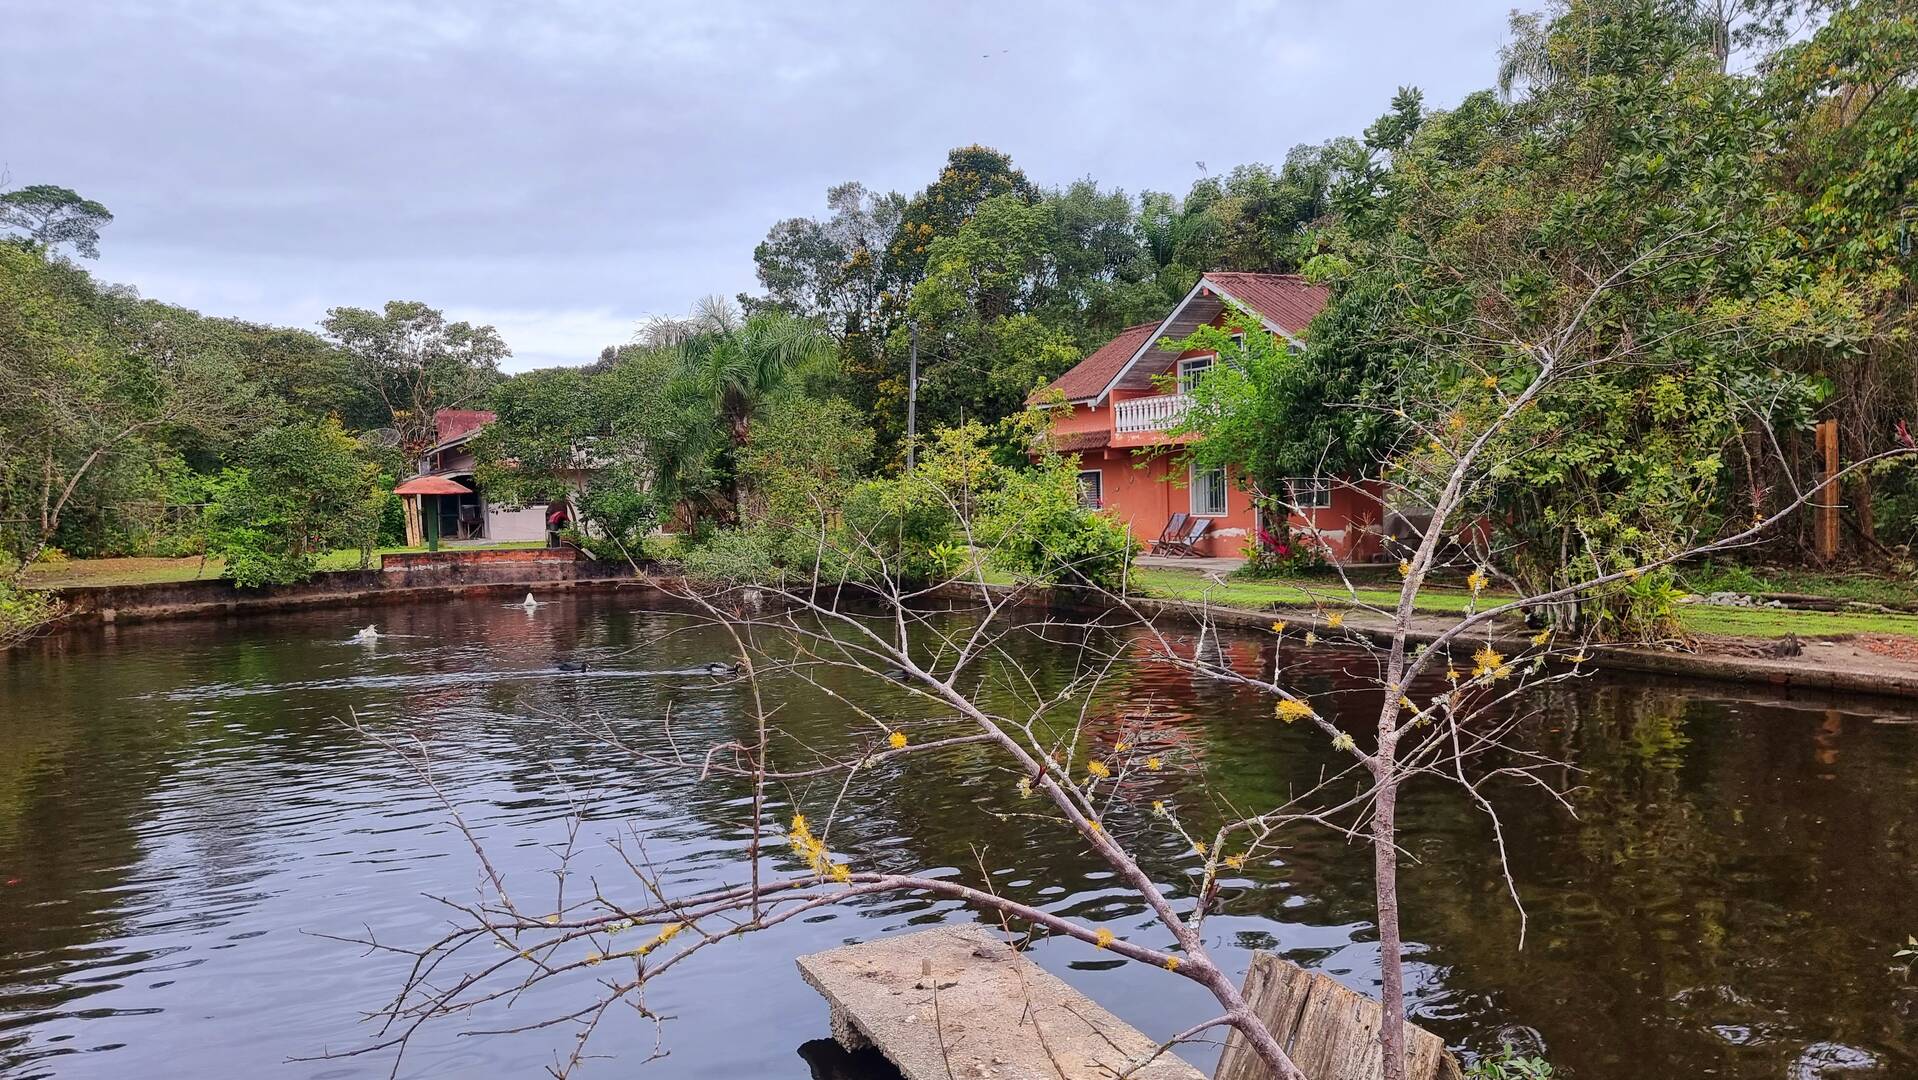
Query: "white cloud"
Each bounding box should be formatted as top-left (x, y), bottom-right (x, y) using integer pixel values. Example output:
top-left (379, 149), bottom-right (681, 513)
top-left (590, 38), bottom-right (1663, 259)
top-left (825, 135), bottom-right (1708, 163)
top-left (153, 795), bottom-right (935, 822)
top-left (444, 306), bottom-right (644, 371)
top-left (4, 0), bottom-right (1516, 352)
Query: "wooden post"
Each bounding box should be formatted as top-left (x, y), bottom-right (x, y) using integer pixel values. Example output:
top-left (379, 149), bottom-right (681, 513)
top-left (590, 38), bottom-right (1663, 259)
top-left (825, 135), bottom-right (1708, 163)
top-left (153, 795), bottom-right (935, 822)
top-left (401, 494), bottom-right (423, 548)
top-left (1814, 419), bottom-right (1839, 561)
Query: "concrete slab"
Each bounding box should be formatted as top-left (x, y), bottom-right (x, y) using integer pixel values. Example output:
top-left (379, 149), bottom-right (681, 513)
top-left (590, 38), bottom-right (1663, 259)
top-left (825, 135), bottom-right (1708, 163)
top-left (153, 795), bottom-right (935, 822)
top-left (796, 924), bottom-right (1207, 1080)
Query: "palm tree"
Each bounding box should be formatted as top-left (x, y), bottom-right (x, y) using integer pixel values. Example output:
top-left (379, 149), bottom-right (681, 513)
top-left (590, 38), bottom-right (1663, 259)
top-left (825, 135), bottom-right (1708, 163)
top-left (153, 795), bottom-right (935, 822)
top-left (644, 300), bottom-right (839, 523)
top-left (1497, 0), bottom-right (1739, 101)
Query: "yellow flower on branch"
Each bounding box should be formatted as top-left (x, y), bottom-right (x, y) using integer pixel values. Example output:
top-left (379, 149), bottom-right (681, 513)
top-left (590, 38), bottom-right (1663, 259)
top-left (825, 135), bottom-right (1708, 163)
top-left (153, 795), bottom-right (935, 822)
top-left (1094, 928), bottom-right (1114, 949)
top-left (1399, 559), bottom-right (1411, 578)
top-left (1275, 698), bottom-right (1316, 724)
top-left (1086, 760), bottom-right (1111, 781)
top-left (1193, 840), bottom-right (1208, 856)
top-left (1467, 569), bottom-right (1489, 594)
top-left (1145, 756), bottom-right (1162, 771)
top-left (1270, 620), bottom-right (1287, 634)
top-left (1152, 800), bottom-right (1166, 816)
top-left (1331, 732), bottom-right (1357, 753)
top-left (1531, 628), bottom-right (1553, 647)
top-left (1223, 853), bottom-right (1246, 870)
top-left (1303, 631), bottom-right (1318, 646)
top-left (1164, 956), bottom-right (1181, 971)
top-left (1446, 667), bottom-right (1461, 682)
top-left (1472, 645), bottom-right (1504, 679)
top-left (1325, 611), bottom-right (1344, 629)
top-left (888, 730), bottom-right (908, 750)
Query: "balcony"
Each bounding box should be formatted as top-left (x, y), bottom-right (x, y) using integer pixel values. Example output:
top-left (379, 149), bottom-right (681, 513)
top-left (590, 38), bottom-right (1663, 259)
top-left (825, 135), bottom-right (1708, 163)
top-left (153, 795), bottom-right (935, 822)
top-left (1113, 393), bottom-right (1190, 434)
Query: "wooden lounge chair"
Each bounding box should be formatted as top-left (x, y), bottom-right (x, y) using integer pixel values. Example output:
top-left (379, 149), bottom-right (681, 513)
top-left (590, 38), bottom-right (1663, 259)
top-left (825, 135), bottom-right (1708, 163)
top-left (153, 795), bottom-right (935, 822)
top-left (1159, 516), bottom-right (1212, 557)
top-left (1147, 512), bottom-right (1190, 555)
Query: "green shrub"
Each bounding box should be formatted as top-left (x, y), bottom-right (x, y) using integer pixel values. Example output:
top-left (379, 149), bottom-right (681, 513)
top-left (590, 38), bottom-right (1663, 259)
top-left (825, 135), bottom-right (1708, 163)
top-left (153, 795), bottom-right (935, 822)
top-left (200, 420), bottom-right (384, 588)
top-left (570, 465), bottom-right (658, 561)
top-left (977, 460), bottom-right (1137, 589)
top-left (676, 524), bottom-right (849, 585)
top-left (1, 560), bottom-right (63, 649)
top-left (839, 476), bottom-right (964, 582)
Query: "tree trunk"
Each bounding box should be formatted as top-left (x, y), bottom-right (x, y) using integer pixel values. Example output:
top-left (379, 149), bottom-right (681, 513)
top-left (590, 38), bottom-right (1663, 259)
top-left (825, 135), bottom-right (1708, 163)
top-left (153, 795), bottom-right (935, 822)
top-left (1371, 752), bottom-right (1407, 1080)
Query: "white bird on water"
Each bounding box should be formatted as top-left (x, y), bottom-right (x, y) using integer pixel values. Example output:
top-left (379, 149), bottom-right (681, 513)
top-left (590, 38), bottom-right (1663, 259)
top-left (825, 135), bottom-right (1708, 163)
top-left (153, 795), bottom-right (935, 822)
top-left (520, 592), bottom-right (540, 609)
top-left (351, 624), bottom-right (380, 643)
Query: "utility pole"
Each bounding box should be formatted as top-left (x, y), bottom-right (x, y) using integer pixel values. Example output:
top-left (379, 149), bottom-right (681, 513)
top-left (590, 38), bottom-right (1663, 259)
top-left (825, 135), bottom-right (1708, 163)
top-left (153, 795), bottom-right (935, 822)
top-left (906, 319), bottom-right (919, 472)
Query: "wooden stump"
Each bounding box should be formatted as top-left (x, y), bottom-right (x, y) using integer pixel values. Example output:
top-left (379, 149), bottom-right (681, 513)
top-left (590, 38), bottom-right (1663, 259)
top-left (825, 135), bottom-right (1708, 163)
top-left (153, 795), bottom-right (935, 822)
top-left (1214, 952), bottom-right (1462, 1080)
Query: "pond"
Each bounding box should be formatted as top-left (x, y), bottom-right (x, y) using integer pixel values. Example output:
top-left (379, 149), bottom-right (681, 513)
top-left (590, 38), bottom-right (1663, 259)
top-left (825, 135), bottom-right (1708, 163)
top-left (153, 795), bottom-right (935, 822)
top-left (1, 593), bottom-right (1913, 1079)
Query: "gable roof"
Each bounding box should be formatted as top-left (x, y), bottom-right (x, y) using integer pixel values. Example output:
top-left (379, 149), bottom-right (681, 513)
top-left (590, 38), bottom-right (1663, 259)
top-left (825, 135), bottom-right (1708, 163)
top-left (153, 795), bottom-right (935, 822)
top-left (1032, 322), bottom-right (1160, 404)
top-left (435, 409), bottom-right (497, 445)
top-left (1200, 272), bottom-right (1328, 338)
top-left (1037, 273), bottom-right (1330, 406)
top-left (1099, 272), bottom-right (1328, 403)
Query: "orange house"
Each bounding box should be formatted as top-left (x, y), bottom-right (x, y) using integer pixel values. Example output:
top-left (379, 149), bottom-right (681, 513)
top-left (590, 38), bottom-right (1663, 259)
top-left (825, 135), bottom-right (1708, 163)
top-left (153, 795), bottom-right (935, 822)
top-left (1035, 271), bottom-right (1383, 561)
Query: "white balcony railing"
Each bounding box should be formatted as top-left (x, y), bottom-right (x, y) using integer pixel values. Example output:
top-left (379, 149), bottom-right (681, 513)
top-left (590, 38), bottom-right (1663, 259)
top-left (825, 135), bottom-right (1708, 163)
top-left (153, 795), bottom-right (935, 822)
top-left (1113, 394), bottom-right (1190, 434)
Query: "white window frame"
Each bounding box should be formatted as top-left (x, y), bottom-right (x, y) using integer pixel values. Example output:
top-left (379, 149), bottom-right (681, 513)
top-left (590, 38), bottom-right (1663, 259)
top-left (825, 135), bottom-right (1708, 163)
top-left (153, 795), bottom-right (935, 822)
top-left (1075, 469), bottom-right (1103, 510)
top-left (1176, 354), bottom-right (1214, 394)
top-left (1286, 476), bottom-right (1334, 509)
top-left (1190, 464), bottom-right (1229, 517)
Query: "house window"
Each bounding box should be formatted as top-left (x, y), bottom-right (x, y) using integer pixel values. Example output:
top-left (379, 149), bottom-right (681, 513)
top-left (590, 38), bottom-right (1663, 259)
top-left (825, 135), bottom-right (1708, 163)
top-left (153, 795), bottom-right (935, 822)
top-left (1176, 355), bottom-right (1214, 394)
top-left (1286, 477), bottom-right (1334, 509)
top-left (1076, 469), bottom-right (1103, 510)
top-left (1190, 465), bottom-right (1228, 517)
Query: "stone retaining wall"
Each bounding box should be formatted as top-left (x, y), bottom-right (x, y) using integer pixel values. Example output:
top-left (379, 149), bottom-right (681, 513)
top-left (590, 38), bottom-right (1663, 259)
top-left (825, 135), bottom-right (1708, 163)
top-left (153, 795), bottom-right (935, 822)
top-left (50, 554), bottom-right (641, 626)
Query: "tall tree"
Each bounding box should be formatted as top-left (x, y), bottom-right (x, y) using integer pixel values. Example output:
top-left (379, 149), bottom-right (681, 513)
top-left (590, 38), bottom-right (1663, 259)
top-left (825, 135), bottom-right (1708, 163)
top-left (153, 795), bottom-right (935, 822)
top-left (0, 245), bottom-right (256, 574)
top-left (0, 185), bottom-right (113, 259)
top-left (321, 301), bottom-right (508, 458)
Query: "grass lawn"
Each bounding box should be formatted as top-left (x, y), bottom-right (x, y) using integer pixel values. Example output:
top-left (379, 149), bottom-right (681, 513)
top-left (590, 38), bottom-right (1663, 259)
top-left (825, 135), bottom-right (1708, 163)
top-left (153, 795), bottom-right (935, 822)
top-left (1129, 564), bottom-right (1918, 641)
top-left (1674, 603), bottom-right (1918, 640)
top-left (1677, 563), bottom-right (1918, 606)
top-left (24, 542), bottom-right (547, 589)
top-left (1128, 566), bottom-right (1491, 616)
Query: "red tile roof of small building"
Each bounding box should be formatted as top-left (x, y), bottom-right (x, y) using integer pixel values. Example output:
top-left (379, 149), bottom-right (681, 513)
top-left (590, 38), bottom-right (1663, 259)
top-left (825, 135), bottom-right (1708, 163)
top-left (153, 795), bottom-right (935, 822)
top-left (1201, 272), bottom-right (1329, 337)
top-left (1050, 429), bottom-right (1112, 452)
top-left (394, 475), bottom-right (474, 496)
top-left (1034, 323), bottom-right (1161, 403)
top-left (435, 409), bottom-right (497, 444)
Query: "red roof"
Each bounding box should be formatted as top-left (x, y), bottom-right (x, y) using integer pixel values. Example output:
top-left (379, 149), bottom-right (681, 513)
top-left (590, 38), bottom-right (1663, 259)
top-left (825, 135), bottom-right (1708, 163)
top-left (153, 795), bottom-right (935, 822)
top-left (1034, 323), bottom-right (1160, 404)
top-left (1201, 272), bottom-right (1329, 337)
top-left (1035, 273), bottom-right (1330, 406)
top-left (394, 475), bottom-right (474, 496)
top-left (1051, 429), bottom-right (1112, 452)
top-left (435, 409), bottom-right (496, 444)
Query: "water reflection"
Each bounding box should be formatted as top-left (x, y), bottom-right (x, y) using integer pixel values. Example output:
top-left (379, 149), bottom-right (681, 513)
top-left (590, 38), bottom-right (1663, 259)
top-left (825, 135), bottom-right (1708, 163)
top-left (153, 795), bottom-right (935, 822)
top-left (0, 594), bottom-right (1913, 1079)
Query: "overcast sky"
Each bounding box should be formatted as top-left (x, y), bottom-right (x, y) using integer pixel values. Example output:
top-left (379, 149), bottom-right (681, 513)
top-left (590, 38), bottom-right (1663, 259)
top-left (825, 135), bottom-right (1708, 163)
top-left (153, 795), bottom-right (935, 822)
top-left (5, 1), bottom-right (1517, 370)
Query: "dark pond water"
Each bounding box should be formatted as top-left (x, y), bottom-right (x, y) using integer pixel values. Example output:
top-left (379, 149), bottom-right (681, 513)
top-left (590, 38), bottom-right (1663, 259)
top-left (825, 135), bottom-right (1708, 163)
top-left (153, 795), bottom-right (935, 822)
top-left (1, 593), bottom-right (1914, 1079)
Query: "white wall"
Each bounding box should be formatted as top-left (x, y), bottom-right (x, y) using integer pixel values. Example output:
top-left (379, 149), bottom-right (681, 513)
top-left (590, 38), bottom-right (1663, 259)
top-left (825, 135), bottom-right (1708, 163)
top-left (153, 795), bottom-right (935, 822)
top-left (485, 504), bottom-right (549, 542)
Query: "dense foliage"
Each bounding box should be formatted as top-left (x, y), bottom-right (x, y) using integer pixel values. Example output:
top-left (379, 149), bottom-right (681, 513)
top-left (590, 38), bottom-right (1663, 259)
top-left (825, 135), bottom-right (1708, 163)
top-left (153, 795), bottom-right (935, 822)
top-left (200, 420), bottom-right (385, 587)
